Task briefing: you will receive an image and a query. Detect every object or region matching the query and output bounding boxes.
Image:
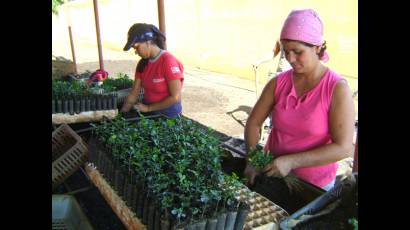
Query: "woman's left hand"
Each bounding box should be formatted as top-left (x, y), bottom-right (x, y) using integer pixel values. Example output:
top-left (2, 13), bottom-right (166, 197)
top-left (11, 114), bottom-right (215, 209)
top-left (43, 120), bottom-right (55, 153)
top-left (263, 156), bottom-right (293, 178)
top-left (134, 103), bottom-right (150, 112)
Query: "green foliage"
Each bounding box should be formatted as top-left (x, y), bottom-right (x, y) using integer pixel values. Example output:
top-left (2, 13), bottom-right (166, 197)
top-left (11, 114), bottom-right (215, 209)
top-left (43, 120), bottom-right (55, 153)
top-left (247, 147), bottom-right (273, 170)
top-left (52, 73), bottom-right (133, 100)
top-left (348, 218), bottom-right (358, 230)
top-left (246, 147), bottom-right (303, 193)
top-left (52, 79), bottom-right (118, 100)
top-left (91, 115), bottom-right (246, 222)
top-left (52, 80), bottom-right (92, 99)
top-left (52, 0), bottom-right (65, 15)
top-left (220, 173), bottom-right (243, 211)
top-left (103, 73), bottom-right (134, 91)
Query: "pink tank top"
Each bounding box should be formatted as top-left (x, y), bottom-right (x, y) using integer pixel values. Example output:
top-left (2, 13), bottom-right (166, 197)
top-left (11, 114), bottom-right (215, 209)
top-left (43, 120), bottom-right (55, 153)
top-left (265, 68), bottom-right (342, 188)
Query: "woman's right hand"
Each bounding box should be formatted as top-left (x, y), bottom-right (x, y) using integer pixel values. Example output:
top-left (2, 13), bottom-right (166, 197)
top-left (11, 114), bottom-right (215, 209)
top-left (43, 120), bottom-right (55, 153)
top-left (243, 163), bottom-right (259, 187)
top-left (120, 107), bottom-right (128, 113)
top-left (121, 78), bottom-right (141, 113)
top-left (120, 101), bottom-right (132, 113)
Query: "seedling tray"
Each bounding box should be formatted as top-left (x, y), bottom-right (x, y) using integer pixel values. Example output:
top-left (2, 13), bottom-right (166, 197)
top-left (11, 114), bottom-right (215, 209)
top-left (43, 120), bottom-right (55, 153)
top-left (237, 188), bottom-right (289, 230)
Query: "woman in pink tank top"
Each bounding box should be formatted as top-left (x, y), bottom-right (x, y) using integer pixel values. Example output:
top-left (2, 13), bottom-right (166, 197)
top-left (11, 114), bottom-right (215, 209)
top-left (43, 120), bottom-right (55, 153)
top-left (244, 9), bottom-right (355, 190)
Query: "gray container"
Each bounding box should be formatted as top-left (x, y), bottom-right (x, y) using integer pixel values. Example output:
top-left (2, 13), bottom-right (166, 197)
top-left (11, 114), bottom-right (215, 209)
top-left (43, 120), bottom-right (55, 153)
top-left (52, 195), bottom-right (93, 230)
top-left (279, 173), bottom-right (357, 230)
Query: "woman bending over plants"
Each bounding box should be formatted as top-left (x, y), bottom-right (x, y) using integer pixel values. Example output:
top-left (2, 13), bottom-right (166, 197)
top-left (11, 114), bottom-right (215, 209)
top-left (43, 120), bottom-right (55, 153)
top-left (121, 23), bottom-right (184, 118)
top-left (244, 9), bottom-right (355, 191)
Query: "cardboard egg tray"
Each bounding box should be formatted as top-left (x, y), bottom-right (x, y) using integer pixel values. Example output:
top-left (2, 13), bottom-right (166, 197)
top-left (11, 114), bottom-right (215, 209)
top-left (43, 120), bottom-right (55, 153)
top-left (238, 188), bottom-right (289, 230)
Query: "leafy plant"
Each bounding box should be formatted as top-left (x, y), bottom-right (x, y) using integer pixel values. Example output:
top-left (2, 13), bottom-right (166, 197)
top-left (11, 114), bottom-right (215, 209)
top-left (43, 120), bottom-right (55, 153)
top-left (247, 147), bottom-right (273, 170)
top-left (220, 173), bottom-right (243, 211)
top-left (91, 114), bottom-right (246, 225)
top-left (52, 80), bottom-right (88, 99)
top-left (247, 146), bottom-right (303, 194)
top-left (52, 79), bottom-right (119, 102)
top-left (102, 73), bottom-right (134, 91)
top-left (348, 218), bottom-right (358, 230)
top-left (52, 0), bottom-right (65, 15)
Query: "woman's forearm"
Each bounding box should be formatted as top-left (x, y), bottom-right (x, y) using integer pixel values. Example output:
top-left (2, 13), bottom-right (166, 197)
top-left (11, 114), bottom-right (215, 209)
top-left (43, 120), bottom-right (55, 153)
top-left (121, 86), bottom-right (141, 112)
top-left (284, 142), bottom-right (354, 170)
top-left (244, 122), bottom-right (261, 152)
top-left (244, 78), bottom-right (276, 154)
top-left (144, 95), bottom-right (179, 112)
top-left (124, 94), bottom-right (137, 107)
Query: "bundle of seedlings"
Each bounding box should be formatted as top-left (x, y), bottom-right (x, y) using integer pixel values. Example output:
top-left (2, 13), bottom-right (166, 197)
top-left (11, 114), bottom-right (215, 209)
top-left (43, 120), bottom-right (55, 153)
top-left (89, 115), bottom-right (252, 230)
top-left (246, 146), bottom-right (305, 214)
top-left (247, 146), bottom-right (303, 193)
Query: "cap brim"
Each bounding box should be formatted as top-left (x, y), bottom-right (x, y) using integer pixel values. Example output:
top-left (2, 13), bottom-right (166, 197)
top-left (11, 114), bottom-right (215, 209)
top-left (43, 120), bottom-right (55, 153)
top-left (123, 40), bottom-right (134, 51)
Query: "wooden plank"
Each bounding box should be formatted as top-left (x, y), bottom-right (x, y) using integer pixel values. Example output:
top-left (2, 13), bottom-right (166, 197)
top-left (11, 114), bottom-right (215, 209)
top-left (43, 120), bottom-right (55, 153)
top-left (52, 110), bottom-right (118, 124)
top-left (84, 163), bottom-right (146, 230)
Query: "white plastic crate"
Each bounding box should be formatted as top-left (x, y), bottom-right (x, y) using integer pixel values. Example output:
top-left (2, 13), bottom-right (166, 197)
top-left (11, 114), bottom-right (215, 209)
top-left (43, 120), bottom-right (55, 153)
top-left (52, 124), bottom-right (88, 189)
top-left (52, 195), bottom-right (93, 230)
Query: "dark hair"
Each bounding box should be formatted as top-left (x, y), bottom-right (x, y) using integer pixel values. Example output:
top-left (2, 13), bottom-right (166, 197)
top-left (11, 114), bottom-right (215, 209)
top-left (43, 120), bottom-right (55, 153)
top-left (301, 41), bottom-right (327, 59)
top-left (316, 41), bottom-right (327, 59)
top-left (282, 39), bottom-right (327, 59)
top-left (150, 25), bottom-right (166, 50)
top-left (129, 23), bottom-right (166, 73)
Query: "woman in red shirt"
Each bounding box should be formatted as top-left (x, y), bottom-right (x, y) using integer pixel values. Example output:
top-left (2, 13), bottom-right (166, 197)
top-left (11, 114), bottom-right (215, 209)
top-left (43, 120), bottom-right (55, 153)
top-left (121, 23), bottom-right (184, 118)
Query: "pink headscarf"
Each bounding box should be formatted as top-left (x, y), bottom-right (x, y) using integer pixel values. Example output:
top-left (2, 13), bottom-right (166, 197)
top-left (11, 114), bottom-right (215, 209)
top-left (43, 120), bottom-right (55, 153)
top-left (280, 9), bottom-right (329, 62)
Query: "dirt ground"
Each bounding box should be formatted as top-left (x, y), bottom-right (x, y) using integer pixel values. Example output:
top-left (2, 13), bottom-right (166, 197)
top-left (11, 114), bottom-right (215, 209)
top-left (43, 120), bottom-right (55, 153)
top-left (52, 47), bottom-right (354, 179)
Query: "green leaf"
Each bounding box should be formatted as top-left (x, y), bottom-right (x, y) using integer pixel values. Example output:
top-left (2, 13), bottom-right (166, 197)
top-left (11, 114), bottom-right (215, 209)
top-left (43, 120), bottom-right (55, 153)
top-left (247, 148), bottom-right (273, 170)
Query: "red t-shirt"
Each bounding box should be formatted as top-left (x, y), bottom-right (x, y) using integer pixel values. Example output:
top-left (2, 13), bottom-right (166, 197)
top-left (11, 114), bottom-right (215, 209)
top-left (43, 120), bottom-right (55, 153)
top-left (135, 51), bottom-right (184, 103)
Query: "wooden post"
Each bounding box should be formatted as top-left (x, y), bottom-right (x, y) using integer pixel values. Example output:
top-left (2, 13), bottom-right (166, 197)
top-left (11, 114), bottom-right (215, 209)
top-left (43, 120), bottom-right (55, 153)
top-left (93, 0), bottom-right (104, 70)
top-left (68, 26), bottom-right (78, 74)
top-left (157, 0), bottom-right (167, 50)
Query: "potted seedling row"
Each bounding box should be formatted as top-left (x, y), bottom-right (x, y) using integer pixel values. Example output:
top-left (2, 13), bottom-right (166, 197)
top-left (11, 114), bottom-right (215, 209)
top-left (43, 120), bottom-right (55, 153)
top-left (52, 80), bottom-right (118, 114)
top-left (88, 115), bottom-right (251, 230)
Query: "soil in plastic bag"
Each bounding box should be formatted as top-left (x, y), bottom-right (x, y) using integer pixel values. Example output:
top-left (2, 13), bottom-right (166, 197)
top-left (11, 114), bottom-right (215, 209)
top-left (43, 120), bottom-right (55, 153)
top-left (292, 176), bottom-right (358, 230)
top-left (251, 175), bottom-right (306, 214)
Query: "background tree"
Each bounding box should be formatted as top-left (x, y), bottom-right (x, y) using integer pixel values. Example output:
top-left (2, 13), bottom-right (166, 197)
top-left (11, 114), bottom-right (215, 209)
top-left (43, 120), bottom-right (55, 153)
top-left (52, 0), bottom-right (65, 15)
